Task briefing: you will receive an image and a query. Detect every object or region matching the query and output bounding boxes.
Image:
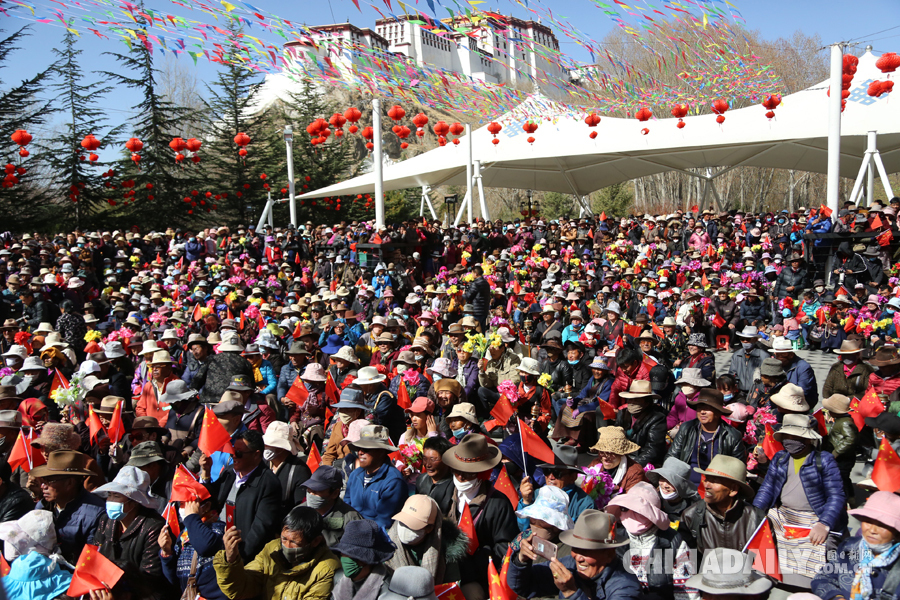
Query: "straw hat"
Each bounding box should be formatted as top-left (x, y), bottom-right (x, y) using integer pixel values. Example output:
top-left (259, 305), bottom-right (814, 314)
top-left (770, 383), bottom-right (809, 412)
top-left (442, 433), bottom-right (502, 472)
top-left (591, 426), bottom-right (640, 456)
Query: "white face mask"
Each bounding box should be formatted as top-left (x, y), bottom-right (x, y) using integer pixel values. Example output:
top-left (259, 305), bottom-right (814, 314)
top-left (396, 364), bottom-right (408, 374)
top-left (660, 488), bottom-right (679, 501)
top-left (681, 385), bottom-right (696, 396)
top-left (396, 522), bottom-right (428, 546)
top-left (178, 507), bottom-right (189, 521)
top-left (263, 449), bottom-right (276, 462)
top-left (4, 358), bottom-right (17, 367)
top-left (453, 476), bottom-right (480, 496)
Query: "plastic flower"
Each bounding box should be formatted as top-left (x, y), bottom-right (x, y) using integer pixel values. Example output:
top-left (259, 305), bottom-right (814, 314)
top-left (83, 331), bottom-right (102, 343)
top-left (497, 380), bottom-right (518, 404)
top-left (533, 244), bottom-right (543, 252)
top-left (537, 373), bottom-right (552, 388)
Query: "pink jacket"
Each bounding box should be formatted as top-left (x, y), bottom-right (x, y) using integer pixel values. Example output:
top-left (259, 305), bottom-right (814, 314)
top-left (689, 232), bottom-right (711, 249)
top-left (666, 391), bottom-right (697, 430)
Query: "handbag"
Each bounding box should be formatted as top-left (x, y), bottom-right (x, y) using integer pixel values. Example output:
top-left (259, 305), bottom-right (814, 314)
top-left (181, 551), bottom-right (199, 600)
top-left (808, 325), bottom-right (825, 343)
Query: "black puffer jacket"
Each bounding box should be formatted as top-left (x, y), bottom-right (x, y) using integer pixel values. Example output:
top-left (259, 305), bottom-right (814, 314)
top-left (615, 404), bottom-right (668, 467)
top-left (551, 356), bottom-right (592, 392)
top-left (464, 275), bottom-right (491, 317)
top-left (667, 419), bottom-right (747, 464)
top-left (191, 351), bottom-right (254, 404)
top-left (773, 267), bottom-right (808, 299)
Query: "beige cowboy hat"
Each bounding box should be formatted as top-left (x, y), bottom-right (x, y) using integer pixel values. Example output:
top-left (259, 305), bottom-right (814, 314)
top-left (591, 426), bottom-right (640, 456)
top-left (774, 413), bottom-right (821, 442)
top-left (693, 454), bottom-right (753, 497)
top-left (447, 403), bottom-right (479, 426)
top-left (558, 509), bottom-right (629, 550)
top-left (832, 340), bottom-right (863, 355)
top-left (770, 383), bottom-right (809, 412)
top-left (442, 433), bottom-right (502, 472)
top-left (619, 380), bottom-right (660, 400)
top-left (822, 394), bottom-right (851, 415)
top-left (350, 424), bottom-right (399, 452)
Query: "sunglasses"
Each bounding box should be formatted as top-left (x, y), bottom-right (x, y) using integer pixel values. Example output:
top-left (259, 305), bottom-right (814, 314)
top-left (233, 449), bottom-right (258, 459)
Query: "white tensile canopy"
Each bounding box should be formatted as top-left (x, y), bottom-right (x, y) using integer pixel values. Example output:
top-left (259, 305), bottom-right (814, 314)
top-left (298, 50), bottom-right (899, 214)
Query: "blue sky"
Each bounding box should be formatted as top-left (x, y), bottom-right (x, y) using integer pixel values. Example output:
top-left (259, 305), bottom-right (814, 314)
top-left (3, 0), bottom-right (899, 134)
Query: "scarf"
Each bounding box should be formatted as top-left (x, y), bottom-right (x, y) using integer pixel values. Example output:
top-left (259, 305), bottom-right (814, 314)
top-left (247, 355), bottom-right (263, 383)
top-left (333, 566), bottom-right (386, 600)
top-left (851, 539), bottom-right (900, 600)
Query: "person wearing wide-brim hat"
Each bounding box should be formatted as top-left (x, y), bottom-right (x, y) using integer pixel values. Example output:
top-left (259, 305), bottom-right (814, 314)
top-left (322, 388), bottom-right (368, 467)
top-left (753, 412), bottom-right (845, 579)
top-left (611, 380), bottom-right (667, 469)
top-left (729, 326), bottom-right (767, 394)
top-left (509, 509), bottom-right (638, 600)
top-left (589, 426), bottom-right (647, 493)
top-left (330, 518), bottom-right (397, 595)
top-left (812, 491), bottom-right (900, 600)
top-left (135, 350), bottom-right (177, 429)
top-left (686, 548), bottom-right (773, 599)
top-left (682, 332), bottom-right (716, 383)
top-left (345, 425), bottom-right (405, 530)
top-left (821, 338), bottom-right (873, 404)
top-left (525, 445), bottom-right (595, 524)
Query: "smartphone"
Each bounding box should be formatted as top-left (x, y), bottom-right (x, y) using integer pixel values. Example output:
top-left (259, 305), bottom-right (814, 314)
top-left (532, 536), bottom-right (558, 562)
top-left (225, 502), bottom-right (235, 530)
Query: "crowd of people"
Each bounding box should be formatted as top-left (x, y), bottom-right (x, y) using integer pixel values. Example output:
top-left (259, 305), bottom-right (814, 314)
top-left (1, 198), bottom-right (900, 600)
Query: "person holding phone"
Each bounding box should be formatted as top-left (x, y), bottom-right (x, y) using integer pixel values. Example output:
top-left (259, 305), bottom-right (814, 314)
top-left (512, 486), bottom-right (573, 566)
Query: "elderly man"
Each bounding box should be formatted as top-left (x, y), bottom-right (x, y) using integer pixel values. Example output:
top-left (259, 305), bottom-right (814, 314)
top-left (680, 455), bottom-right (765, 561)
top-left (214, 506), bottom-right (339, 600)
top-left (301, 466), bottom-right (362, 547)
top-left (344, 425), bottom-right (407, 530)
top-left (768, 337), bottom-right (817, 408)
top-left (728, 326), bottom-right (767, 394)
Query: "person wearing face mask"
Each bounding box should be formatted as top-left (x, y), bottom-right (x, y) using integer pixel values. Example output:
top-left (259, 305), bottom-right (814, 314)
top-left (609, 380), bottom-right (668, 468)
top-left (511, 485), bottom-right (574, 570)
top-left (215, 506), bottom-right (340, 600)
top-left (667, 368), bottom-right (709, 435)
top-left (158, 475), bottom-right (226, 600)
top-left (386, 495), bottom-right (469, 584)
top-left (442, 434), bottom-right (518, 598)
top-left (822, 340), bottom-right (873, 400)
top-left (646, 457), bottom-right (700, 522)
top-left (821, 394), bottom-right (859, 503)
top-left (561, 311), bottom-right (585, 346)
top-left (753, 414), bottom-right (847, 582)
top-left (727, 326), bottom-right (767, 395)
top-left (606, 482), bottom-right (694, 599)
top-left (263, 421), bottom-right (311, 507)
top-left (322, 388), bottom-right (367, 467)
top-left (92, 466), bottom-right (172, 599)
top-left (300, 466), bottom-right (362, 547)
top-left (344, 424), bottom-right (407, 530)
top-left (330, 519), bottom-right (397, 600)
top-left (868, 346), bottom-right (900, 400)
top-left (510, 509), bottom-right (641, 600)
top-left (522, 446), bottom-right (594, 525)
top-left (812, 491), bottom-right (900, 600)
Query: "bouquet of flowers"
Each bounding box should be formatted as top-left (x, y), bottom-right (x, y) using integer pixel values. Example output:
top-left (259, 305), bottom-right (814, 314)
top-left (497, 380), bottom-right (519, 405)
top-left (104, 327), bottom-right (135, 345)
top-left (745, 405), bottom-right (778, 471)
top-left (462, 333), bottom-right (488, 357)
top-left (83, 330), bottom-right (102, 344)
top-left (537, 373), bottom-right (553, 391)
top-left (50, 373), bottom-right (85, 408)
top-left (581, 465), bottom-right (615, 509)
top-left (398, 444), bottom-right (424, 473)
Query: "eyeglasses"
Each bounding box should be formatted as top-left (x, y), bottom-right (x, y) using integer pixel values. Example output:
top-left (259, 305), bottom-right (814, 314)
top-left (233, 449), bottom-right (257, 459)
top-left (453, 470), bottom-right (478, 481)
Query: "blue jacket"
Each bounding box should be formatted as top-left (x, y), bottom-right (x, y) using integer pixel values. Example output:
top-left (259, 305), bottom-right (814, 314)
top-left (574, 376), bottom-right (613, 415)
top-left (276, 361), bottom-right (300, 402)
top-left (185, 239), bottom-right (203, 262)
top-left (805, 218), bottom-right (833, 247)
top-left (562, 325), bottom-right (584, 345)
top-left (345, 462), bottom-right (407, 529)
top-left (752, 450), bottom-right (846, 530)
top-left (784, 356), bottom-right (819, 407)
top-left (812, 536), bottom-right (900, 600)
top-left (36, 489), bottom-right (104, 563)
top-left (739, 300), bottom-right (768, 324)
top-left (508, 553), bottom-right (641, 600)
top-left (256, 359), bottom-right (277, 396)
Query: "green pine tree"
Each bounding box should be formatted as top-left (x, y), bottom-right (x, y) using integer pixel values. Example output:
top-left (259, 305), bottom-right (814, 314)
top-left (0, 27), bottom-right (58, 230)
top-left (43, 30), bottom-right (123, 229)
top-left (200, 20), bottom-right (281, 227)
top-left (101, 23), bottom-right (202, 228)
top-left (591, 183), bottom-right (634, 218)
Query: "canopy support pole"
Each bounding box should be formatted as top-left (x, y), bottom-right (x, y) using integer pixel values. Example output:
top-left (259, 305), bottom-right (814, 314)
top-left (453, 191), bottom-right (470, 227)
top-left (474, 160), bottom-right (490, 221)
top-left (826, 43), bottom-right (844, 217)
top-left (256, 194), bottom-right (274, 232)
top-left (466, 124), bottom-right (474, 224)
top-left (848, 131), bottom-right (896, 206)
top-left (285, 130), bottom-right (296, 227)
top-left (422, 185), bottom-right (438, 221)
top-left (373, 98), bottom-right (385, 231)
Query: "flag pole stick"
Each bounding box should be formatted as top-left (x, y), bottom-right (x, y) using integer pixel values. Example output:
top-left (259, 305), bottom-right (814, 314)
top-left (518, 418), bottom-right (528, 478)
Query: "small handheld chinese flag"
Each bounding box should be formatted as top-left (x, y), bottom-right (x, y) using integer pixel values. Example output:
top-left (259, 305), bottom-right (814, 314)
top-left (712, 313), bottom-right (726, 328)
top-left (615, 335), bottom-right (624, 349)
top-left (490, 395), bottom-right (516, 426)
top-left (873, 214), bottom-right (884, 230)
top-left (812, 408), bottom-right (829, 437)
top-left (761, 424), bottom-right (784, 460)
top-left (844, 314), bottom-right (856, 333)
top-left (7, 430), bottom-right (45, 472)
top-left (162, 501), bottom-right (180, 538)
top-left (872, 437), bottom-right (900, 493)
top-left (397, 381), bottom-right (411, 410)
top-left (596, 398), bottom-right (617, 421)
top-left (306, 443), bottom-right (321, 473)
top-left (849, 397), bottom-right (867, 431)
top-left (743, 520), bottom-right (782, 581)
top-left (819, 204), bottom-right (833, 218)
top-left (488, 557), bottom-right (516, 600)
top-left (170, 464), bottom-right (211, 502)
top-left (858, 387), bottom-right (885, 419)
top-left (435, 582), bottom-right (464, 600)
top-left (493, 465), bottom-right (519, 508)
top-left (87, 406), bottom-right (105, 445)
top-left (647, 302), bottom-right (656, 318)
top-left (459, 503), bottom-right (479, 555)
top-left (198, 407), bottom-right (234, 456)
top-left (518, 418), bottom-right (555, 464)
top-left (285, 376), bottom-right (310, 408)
top-left (108, 400), bottom-right (125, 444)
top-left (50, 368), bottom-right (70, 394)
top-left (325, 372), bottom-right (341, 405)
top-left (66, 544), bottom-right (125, 597)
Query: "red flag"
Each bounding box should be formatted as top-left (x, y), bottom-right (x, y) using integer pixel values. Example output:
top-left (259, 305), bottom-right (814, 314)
top-left (240, 310), bottom-right (246, 330)
top-left (712, 313), bottom-right (726, 328)
top-left (513, 280), bottom-right (521, 295)
top-left (872, 436), bottom-right (900, 492)
top-left (849, 397), bottom-right (867, 431)
top-left (226, 307), bottom-right (234, 320)
top-left (397, 381), bottom-right (411, 410)
top-left (587, 228), bottom-right (594, 239)
top-left (596, 398), bottom-right (617, 421)
top-left (835, 285), bottom-right (850, 298)
top-left (844, 314), bottom-right (856, 333)
top-left (294, 252), bottom-right (301, 265)
top-left (819, 204), bottom-right (833, 218)
top-left (163, 501), bottom-right (181, 539)
top-left (325, 372), bottom-right (341, 405)
top-left (330, 278), bottom-right (337, 293)
top-left (782, 526), bottom-right (812, 540)
top-left (177, 256), bottom-right (184, 270)
top-left (623, 324), bottom-right (641, 338)
top-left (0, 555), bottom-right (8, 576)
top-left (873, 214), bottom-right (884, 229)
top-left (698, 477), bottom-right (706, 499)
top-left (816, 307), bottom-right (827, 326)
top-left (170, 464), bottom-right (211, 502)
top-left (108, 400), bottom-right (125, 444)
top-left (156, 252), bottom-right (162, 264)
top-left (518, 418), bottom-right (555, 464)
top-left (192, 303), bottom-right (203, 322)
top-left (858, 387), bottom-right (885, 418)
top-left (257, 314), bottom-right (266, 329)
top-left (87, 406), bottom-right (105, 444)
top-left (7, 430), bottom-right (44, 472)
top-left (66, 544), bottom-right (125, 597)
top-left (651, 322), bottom-right (664, 337)
top-left (647, 302), bottom-right (656, 318)
top-left (285, 375), bottom-right (310, 409)
top-left (743, 520), bottom-right (782, 581)
top-left (435, 582), bottom-right (465, 600)
top-left (614, 335), bottom-right (624, 349)
top-left (490, 394), bottom-right (516, 426)
top-left (762, 424), bottom-right (783, 459)
top-left (372, 232), bottom-right (383, 244)
top-left (878, 229), bottom-right (894, 246)
top-left (488, 556), bottom-right (516, 600)
top-left (459, 503), bottom-right (479, 555)
top-left (306, 443), bottom-right (321, 473)
top-left (600, 211), bottom-right (606, 221)
top-left (197, 407), bottom-right (234, 456)
top-left (356, 276), bottom-right (364, 287)
top-left (494, 465), bottom-right (519, 508)
top-left (812, 408), bottom-right (829, 437)
top-left (50, 368), bottom-right (70, 394)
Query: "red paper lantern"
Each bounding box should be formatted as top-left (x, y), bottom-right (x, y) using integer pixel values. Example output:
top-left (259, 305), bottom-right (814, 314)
top-left (88, 153), bottom-right (99, 162)
top-left (527, 136), bottom-right (535, 144)
top-left (712, 99), bottom-right (729, 115)
top-left (10, 129), bottom-right (31, 147)
top-left (185, 138), bottom-right (201, 152)
top-left (344, 107), bottom-right (362, 123)
top-left (641, 128), bottom-right (649, 135)
top-left (234, 132), bottom-right (251, 147)
top-left (716, 115), bottom-right (726, 124)
top-left (452, 138), bottom-right (460, 145)
top-left (238, 149), bottom-right (247, 157)
top-left (131, 153), bottom-right (141, 163)
top-left (761, 94), bottom-right (781, 111)
top-left (433, 121), bottom-right (450, 137)
top-left (635, 107), bottom-right (652, 122)
top-left (449, 122), bottom-right (464, 136)
top-left (589, 131), bottom-right (598, 139)
top-left (175, 153), bottom-right (185, 163)
top-left (329, 112), bottom-right (347, 129)
top-left (169, 137), bottom-right (187, 153)
top-left (523, 121), bottom-right (538, 134)
top-left (18, 148), bottom-right (28, 158)
top-left (81, 134), bottom-right (101, 151)
top-left (387, 105), bottom-right (406, 121)
top-left (487, 122), bottom-right (502, 137)
top-left (492, 138), bottom-right (500, 145)
top-left (365, 142), bottom-right (374, 151)
top-left (191, 155), bottom-right (201, 164)
top-left (584, 113), bottom-right (601, 127)
top-left (125, 137), bottom-right (143, 153)
top-left (670, 104), bottom-right (689, 119)
top-left (348, 125), bottom-right (359, 134)
top-left (400, 142), bottom-right (408, 149)
top-left (876, 52), bottom-right (900, 74)
top-left (412, 113), bottom-right (429, 131)
top-left (676, 121), bottom-right (686, 129)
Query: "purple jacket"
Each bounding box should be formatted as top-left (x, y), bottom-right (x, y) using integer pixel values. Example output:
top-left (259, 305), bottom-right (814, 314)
top-left (666, 392), bottom-right (697, 430)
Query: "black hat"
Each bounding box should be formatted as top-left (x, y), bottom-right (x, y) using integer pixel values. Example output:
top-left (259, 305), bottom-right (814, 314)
top-left (302, 465), bottom-right (344, 492)
top-left (537, 445), bottom-right (581, 473)
top-left (866, 412), bottom-right (900, 437)
top-left (331, 519), bottom-right (396, 564)
top-left (227, 374), bottom-right (253, 392)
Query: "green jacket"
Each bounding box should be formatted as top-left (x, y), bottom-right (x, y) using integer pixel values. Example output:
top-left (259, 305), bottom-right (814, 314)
top-left (214, 538), bottom-right (339, 600)
top-left (478, 349), bottom-right (521, 389)
top-left (827, 414), bottom-right (858, 461)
